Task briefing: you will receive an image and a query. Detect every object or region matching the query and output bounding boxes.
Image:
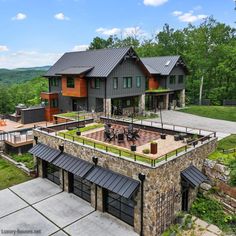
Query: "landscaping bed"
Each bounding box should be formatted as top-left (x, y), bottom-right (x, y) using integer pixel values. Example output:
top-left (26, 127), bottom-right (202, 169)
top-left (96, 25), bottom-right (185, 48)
top-left (179, 105), bottom-right (236, 122)
top-left (10, 153), bottom-right (35, 170)
top-left (0, 157), bottom-right (32, 190)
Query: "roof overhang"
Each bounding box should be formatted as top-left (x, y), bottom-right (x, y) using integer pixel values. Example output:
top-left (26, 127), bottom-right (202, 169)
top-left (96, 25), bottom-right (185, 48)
top-left (56, 66), bottom-right (94, 76)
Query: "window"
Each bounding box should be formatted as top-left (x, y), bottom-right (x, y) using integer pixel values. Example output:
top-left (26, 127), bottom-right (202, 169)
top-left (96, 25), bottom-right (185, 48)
top-left (170, 75), bottom-right (176, 84)
top-left (67, 77), bottom-right (75, 88)
top-left (90, 78), bottom-right (100, 89)
top-left (50, 78), bottom-right (58, 87)
top-left (113, 77), bottom-right (118, 89)
top-left (136, 76), bottom-right (141, 88)
top-left (51, 99), bottom-right (58, 108)
top-left (123, 77), bottom-right (132, 88)
top-left (42, 99), bottom-right (49, 107)
top-left (178, 75), bottom-right (184, 84)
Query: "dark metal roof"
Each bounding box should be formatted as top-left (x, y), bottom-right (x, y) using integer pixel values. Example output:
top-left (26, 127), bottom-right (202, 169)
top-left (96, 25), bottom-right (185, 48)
top-left (45, 47), bottom-right (133, 77)
top-left (141, 55), bottom-right (181, 75)
top-left (56, 66), bottom-right (94, 75)
top-left (181, 165), bottom-right (208, 188)
top-left (52, 153), bottom-right (93, 178)
top-left (28, 143), bottom-right (61, 162)
top-left (85, 166), bottom-right (140, 199)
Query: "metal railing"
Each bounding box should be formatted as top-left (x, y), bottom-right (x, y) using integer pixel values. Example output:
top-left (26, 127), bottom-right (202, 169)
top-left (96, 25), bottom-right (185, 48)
top-left (35, 118), bottom-right (216, 167)
top-left (0, 130), bottom-right (33, 144)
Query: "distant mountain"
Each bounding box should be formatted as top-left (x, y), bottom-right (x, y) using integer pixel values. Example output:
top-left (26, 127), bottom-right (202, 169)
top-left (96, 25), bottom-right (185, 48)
top-left (0, 66), bottom-right (51, 85)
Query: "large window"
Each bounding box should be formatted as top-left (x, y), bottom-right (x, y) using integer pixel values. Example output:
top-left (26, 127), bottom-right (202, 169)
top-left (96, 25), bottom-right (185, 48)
top-left (178, 75), bottom-right (184, 84)
top-left (169, 75), bottom-right (176, 85)
top-left (136, 76), bottom-right (141, 88)
top-left (67, 77), bottom-right (75, 88)
top-left (123, 77), bottom-right (132, 88)
top-left (104, 190), bottom-right (135, 226)
top-left (90, 78), bottom-right (100, 89)
top-left (50, 78), bottom-right (58, 87)
top-left (113, 77), bottom-right (118, 89)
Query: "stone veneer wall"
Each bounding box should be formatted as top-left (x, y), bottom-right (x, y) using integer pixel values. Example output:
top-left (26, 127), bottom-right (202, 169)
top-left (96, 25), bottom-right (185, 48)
top-left (34, 130), bottom-right (217, 236)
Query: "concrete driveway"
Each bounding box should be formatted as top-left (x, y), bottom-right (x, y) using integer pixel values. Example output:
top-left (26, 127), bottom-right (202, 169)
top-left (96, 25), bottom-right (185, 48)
top-left (146, 110), bottom-right (236, 138)
top-left (0, 178), bottom-right (137, 236)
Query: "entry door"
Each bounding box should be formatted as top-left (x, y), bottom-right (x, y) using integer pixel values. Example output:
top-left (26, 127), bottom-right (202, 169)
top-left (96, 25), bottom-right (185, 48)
top-left (182, 187), bottom-right (189, 211)
top-left (104, 189), bottom-right (135, 226)
top-left (45, 162), bottom-right (60, 185)
top-left (72, 99), bottom-right (78, 111)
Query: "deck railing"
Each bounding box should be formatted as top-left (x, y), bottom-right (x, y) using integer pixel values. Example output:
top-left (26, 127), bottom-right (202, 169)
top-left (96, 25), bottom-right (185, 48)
top-left (34, 118), bottom-right (216, 167)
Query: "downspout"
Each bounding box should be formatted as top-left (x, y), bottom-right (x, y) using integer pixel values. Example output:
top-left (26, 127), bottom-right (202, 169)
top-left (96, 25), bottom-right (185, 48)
top-left (92, 156), bottom-right (98, 210)
top-left (138, 173), bottom-right (146, 236)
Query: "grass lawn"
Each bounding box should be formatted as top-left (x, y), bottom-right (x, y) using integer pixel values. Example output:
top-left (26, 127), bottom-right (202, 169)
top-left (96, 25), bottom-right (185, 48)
top-left (179, 106), bottom-right (236, 122)
top-left (0, 157), bottom-right (32, 190)
top-left (208, 135), bottom-right (236, 165)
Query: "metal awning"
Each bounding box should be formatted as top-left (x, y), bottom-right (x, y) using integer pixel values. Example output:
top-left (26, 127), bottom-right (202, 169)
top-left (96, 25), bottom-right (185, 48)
top-left (52, 153), bottom-right (93, 178)
top-left (181, 165), bottom-right (208, 188)
top-left (56, 66), bottom-right (94, 75)
top-left (28, 143), bottom-right (61, 162)
top-left (85, 166), bottom-right (140, 199)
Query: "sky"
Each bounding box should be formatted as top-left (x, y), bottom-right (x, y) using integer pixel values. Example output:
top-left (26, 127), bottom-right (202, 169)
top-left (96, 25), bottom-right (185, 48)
top-left (0, 0), bottom-right (235, 69)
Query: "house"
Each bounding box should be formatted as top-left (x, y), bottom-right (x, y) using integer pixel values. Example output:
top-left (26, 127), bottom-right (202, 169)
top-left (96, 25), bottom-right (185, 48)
top-left (41, 47), bottom-right (188, 121)
top-left (30, 117), bottom-right (216, 235)
top-left (141, 56), bottom-right (188, 110)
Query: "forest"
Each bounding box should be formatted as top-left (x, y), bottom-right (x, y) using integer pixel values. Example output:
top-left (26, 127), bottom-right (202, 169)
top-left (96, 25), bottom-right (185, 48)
top-left (0, 17), bottom-right (235, 114)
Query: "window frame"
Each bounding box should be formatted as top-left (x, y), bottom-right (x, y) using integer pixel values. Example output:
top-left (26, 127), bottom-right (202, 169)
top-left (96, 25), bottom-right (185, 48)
top-left (113, 77), bottom-right (118, 90)
top-left (123, 77), bottom-right (132, 89)
top-left (169, 75), bottom-right (176, 85)
top-left (67, 77), bottom-right (75, 88)
top-left (178, 75), bottom-right (184, 84)
top-left (136, 76), bottom-right (141, 88)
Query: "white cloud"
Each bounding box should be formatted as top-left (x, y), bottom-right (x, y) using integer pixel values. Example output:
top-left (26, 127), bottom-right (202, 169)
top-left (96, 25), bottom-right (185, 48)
top-left (54, 13), bottom-right (70, 21)
top-left (72, 44), bottom-right (89, 51)
top-left (0, 51), bottom-right (62, 69)
top-left (96, 27), bottom-right (121, 36)
top-left (172, 11), bottom-right (182, 16)
top-left (96, 26), bottom-right (147, 38)
top-left (11, 13), bottom-right (27, 21)
top-left (173, 10), bottom-right (207, 23)
top-left (143, 0), bottom-right (168, 7)
top-left (0, 45), bottom-right (9, 52)
top-left (193, 5), bottom-right (202, 11)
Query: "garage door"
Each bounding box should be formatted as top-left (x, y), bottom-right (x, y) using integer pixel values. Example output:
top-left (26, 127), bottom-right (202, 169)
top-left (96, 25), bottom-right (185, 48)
top-left (45, 162), bottom-right (60, 185)
top-left (71, 174), bottom-right (92, 203)
top-left (104, 190), bottom-right (135, 226)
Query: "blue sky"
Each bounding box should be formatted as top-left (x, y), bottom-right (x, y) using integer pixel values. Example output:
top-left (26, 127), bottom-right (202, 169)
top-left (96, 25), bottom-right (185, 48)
top-left (0, 0), bottom-right (235, 68)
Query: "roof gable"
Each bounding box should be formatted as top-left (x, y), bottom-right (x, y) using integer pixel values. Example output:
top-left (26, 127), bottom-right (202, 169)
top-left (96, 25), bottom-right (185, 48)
top-left (141, 55), bottom-right (188, 76)
top-left (45, 47), bottom-right (134, 77)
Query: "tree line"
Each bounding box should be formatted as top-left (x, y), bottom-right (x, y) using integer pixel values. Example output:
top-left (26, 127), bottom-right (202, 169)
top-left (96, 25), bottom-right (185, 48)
top-left (89, 17), bottom-right (236, 105)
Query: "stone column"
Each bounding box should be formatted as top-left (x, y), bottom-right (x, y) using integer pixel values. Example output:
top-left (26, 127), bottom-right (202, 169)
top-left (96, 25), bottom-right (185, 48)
top-left (138, 94), bottom-right (145, 113)
top-left (165, 94), bottom-right (169, 109)
top-left (179, 89), bottom-right (185, 107)
top-left (63, 171), bottom-right (69, 192)
top-left (59, 169), bottom-right (64, 190)
top-left (37, 158), bottom-right (43, 177)
top-left (103, 98), bottom-right (111, 117)
top-left (96, 186), bottom-right (104, 212)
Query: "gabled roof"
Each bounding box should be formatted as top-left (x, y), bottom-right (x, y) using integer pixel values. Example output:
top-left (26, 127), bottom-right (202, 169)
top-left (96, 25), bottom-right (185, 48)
top-left (141, 55), bottom-right (187, 76)
top-left (45, 47), bottom-right (139, 77)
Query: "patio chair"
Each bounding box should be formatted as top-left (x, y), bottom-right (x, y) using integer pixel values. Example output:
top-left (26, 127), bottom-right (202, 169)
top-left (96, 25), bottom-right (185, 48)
top-left (133, 128), bottom-right (140, 139)
top-left (104, 130), bottom-right (115, 142)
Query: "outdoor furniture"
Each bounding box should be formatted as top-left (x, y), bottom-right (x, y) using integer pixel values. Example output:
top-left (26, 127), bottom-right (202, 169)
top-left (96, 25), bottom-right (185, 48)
top-left (104, 130), bottom-right (115, 142)
top-left (174, 134), bottom-right (180, 141)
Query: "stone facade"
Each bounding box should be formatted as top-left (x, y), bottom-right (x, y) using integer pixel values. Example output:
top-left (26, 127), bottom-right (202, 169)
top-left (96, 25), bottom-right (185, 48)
top-left (103, 98), bottom-right (111, 116)
top-left (138, 94), bottom-right (145, 113)
top-left (34, 129), bottom-right (217, 236)
top-left (179, 89), bottom-right (185, 107)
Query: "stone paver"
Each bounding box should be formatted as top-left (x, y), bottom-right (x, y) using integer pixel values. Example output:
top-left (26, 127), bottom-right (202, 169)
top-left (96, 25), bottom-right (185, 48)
top-left (10, 177), bottom-right (62, 204)
top-left (207, 224), bottom-right (222, 235)
top-left (195, 218), bottom-right (209, 228)
top-left (33, 192), bottom-right (94, 228)
top-left (0, 189), bottom-right (28, 218)
top-left (202, 231), bottom-right (218, 236)
top-left (147, 110), bottom-right (236, 135)
top-left (64, 211), bottom-right (138, 236)
top-left (0, 207), bottom-right (59, 235)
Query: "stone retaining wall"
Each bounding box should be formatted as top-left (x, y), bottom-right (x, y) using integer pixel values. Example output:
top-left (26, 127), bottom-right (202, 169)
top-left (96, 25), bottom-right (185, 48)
top-left (34, 130), bottom-right (217, 236)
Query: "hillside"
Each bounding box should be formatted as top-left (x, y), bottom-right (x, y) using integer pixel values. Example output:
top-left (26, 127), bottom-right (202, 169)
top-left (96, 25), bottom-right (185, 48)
top-left (0, 66), bottom-right (50, 84)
